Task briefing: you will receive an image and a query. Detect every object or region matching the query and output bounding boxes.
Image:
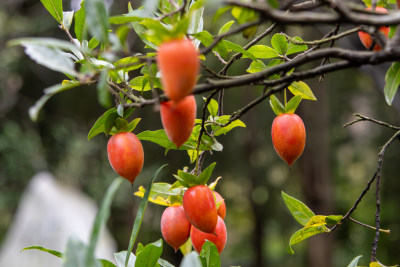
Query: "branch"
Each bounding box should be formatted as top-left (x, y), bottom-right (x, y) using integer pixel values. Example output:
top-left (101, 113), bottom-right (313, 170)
top-left (226, 0), bottom-right (400, 26)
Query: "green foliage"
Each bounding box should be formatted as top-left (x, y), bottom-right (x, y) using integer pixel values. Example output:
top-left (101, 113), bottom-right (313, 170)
top-left (384, 62), bottom-right (400, 105)
top-left (347, 255), bottom-right (363, 267)
top-left (199, 241), bottom-right (221, 267)
top-left (40, 0), bottom-right (63, 24)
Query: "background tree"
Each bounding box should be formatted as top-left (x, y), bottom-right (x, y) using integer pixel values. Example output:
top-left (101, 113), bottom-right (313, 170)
top-left (1, 0), bottom-right (400, 266)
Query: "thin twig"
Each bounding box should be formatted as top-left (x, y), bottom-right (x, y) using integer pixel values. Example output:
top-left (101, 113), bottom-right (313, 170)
top-left (348, 217), bottom-right (390, 234)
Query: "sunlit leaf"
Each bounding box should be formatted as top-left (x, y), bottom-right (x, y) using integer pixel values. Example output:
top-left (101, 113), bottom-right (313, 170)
top-left (269, 95), bottom-right (285, 116)
top-left (247, 60), bottom-right (267, 73)
top-left (282, 191), bottom-right (315, 226)
top-left (199, 241), bottom-right (221, 267)
top-left (271, 33), bottom-right (288, 55)
top-left (62, 11), bottom-right (74, 30)
top-left (218, 21), bottom-right (235, 35)
top-left (135, 239), bottom-right (163, 267)
top-left (288, 81), bottom-right (317, 100)
top-left (288, 226), bottom-right (327, 254)
top-left (74, 1), bottom-right (86, 42)
top-left (384, 62), bottom-right (400, 105)
top-left (22, 246), bottom-right (62, 258)
top-left (244, 45), bottom-right (280, 59)
top-left (287, 37), bottom-right (308, 56)
top-left (285, 95), bottom-right (302, 114)
top-left (40, 0), bottom-right (63, 23)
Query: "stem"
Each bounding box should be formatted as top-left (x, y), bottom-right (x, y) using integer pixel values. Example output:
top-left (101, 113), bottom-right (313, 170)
top-left (348, 217), bottom-right (390, 234)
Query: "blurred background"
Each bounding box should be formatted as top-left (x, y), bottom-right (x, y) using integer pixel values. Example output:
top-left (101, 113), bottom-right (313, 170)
top-left (0, 0), bottom-right (400, 266)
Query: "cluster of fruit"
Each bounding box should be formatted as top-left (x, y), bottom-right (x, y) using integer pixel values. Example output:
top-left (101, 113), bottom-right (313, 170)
top-left (161, 186), bottom-right (227, 253)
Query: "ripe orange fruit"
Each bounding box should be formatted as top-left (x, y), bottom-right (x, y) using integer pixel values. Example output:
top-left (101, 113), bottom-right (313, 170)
top-left (161, 205), bottom-right (191, 251)
top-left (157, 38), bottom-right (199, 103)
top-left (271, 113), bottom-right (306, 167)
top-left (190, 216), bottom-right (227, 254)
top-left (160, 95), bottom-right (196, 148)
top-left (107, 132), bottom-right (144, 184)
top-left (183, 185), bottom-right (218, 234)
top-left (358, 7), bottom-right (389, 51)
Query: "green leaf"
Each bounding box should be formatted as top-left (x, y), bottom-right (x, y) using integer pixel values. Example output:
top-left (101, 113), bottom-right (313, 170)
top-left (86, 178), bottom-right (123, 267)
top-left (325, 215), bottom-right (343, 225)
top-left (218, 21), bottom-right (235, 35)
top-left (29, 81), bottom-right (81, 121)
top-left (271, 33), bottom-right (288, 55)
top-left (176, 170), bottom-right (199, 187)
top-left (384, 62), bottom-right (400, 105)
top-left (23, 44), bottom-right (77, 76)
top-left (85, 0), bottom-right (109, 43)
top-left (246, 60), bottom-right (267, 73)
top-left (109, 14), bottom-right (144, 24)
top-left (288, 81), bottom-right (317, 100)
top-left (21, 246), bottom-right (62, 258)
top-left (87, 108), bottom-right (119, 140)
top-left (74, 1), bottom-right (86, 42)
top-left (9, 37), bottom-right (79, 51)
top-left (127, 118), bottom-right (142, 132)
top-left (207, 98), bottom-right (219, 117)
top-left (213, 116), bottom-right (246, 136)
top-left (128, 7), bottom-right (158, 50)
top-left (285, 95), bottom-right (302, 114)
top-left (281, 191), bottom-right (315, 226)
top-left (114, 251), bottom-right (136, 267)
top-left (198, 162), bottom-right (217, 185)
top-left (286, 37), bottom-right (308, 55)
top-left (245, 45), bottom-right (280, 59)
top-left (40, 0), bottom-right (63, 23)
top-left (389, 25), bottom-right (398, 39)
top-left (115, 57), bottom-right (145, 72)
top-left (62, 11), bottom-right (74, 30)
top-left (180, 252), bottom-right (202, 267)
top-left (347, 255), bottom-right (363, 267)
top-left (288, 226), bottom-right (327, 254)
top-left (222, 40), bottom-right (256, 61)
top-left (125, 165), bottom-right (167, 266)
top-left (269, 95), bottom-right (285, 116)
top-left (135, 239), bottom-right (163, 267)
top-left (130, 76), bottom-right (152, 91)
top-left (199, 241), bottom-right (221, 267)
top-left (192, 31), bottom-right (214, 47)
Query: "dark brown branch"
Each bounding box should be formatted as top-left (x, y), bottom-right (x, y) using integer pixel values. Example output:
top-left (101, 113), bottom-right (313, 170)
top-left (226, 0), bottom-right (400, 26)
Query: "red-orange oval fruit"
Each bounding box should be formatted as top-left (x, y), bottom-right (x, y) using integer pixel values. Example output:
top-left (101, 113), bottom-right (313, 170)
top-left (358, 7), bottom-right (389, 51)
top-left (160, 95), bottom-right (196, 148)
top-left (190, 216), bottom-right (227, 254)
top-left (107, 132), bottom-right (144, 184)
top-left (161, 205), bottom-right (191, 251)
top-left (214, 191), bottom-right (226, 220)
top-left (271, 113), bottom-right (306, 167)
top-left (157, 38), bottom-right (199, 103)
top-left (183, 185), bottom-right (218, 234)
